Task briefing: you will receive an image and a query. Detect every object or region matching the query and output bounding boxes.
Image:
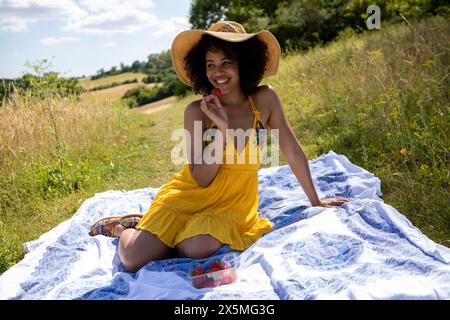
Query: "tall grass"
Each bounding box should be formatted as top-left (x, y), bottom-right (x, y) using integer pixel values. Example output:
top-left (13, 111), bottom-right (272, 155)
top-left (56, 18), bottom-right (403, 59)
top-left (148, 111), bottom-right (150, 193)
top-left (0, 88), bottom-right (189, 274)
top-left (266, 15), bottom-right (449, 245)
top-left (0, 94), bottom-right (126, 271)
top-left (1, 95), bottom-right (121, 160)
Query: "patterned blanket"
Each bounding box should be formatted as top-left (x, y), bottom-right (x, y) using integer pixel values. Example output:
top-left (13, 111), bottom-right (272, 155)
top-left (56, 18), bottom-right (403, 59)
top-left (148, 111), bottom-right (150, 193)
top-left (1, 151), bottom-right (449, 299)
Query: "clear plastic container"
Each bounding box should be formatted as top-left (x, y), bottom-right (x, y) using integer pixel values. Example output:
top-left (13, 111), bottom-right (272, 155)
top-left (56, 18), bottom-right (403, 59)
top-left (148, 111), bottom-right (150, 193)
top-left (190, 253), bottom-right (238, 289)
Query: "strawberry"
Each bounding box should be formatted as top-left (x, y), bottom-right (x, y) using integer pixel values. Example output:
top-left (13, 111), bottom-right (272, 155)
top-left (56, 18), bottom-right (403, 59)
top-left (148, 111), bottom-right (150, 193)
top-left (212, 88), bottom-right (222, 97)
top-left (210, 260), bottom-right (221, 269)
top-left (209, 266), bottom-right (221, 273)
top-left (192, 267), bottom-right (205, 276)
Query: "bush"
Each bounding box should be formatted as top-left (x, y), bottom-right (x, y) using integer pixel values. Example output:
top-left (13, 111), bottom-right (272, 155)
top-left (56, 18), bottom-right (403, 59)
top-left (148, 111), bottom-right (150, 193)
top-left (122, 75), bottom-right (191, 108)
top-left (0, 80), bottom-right (15, 103)
top-left (2, 74), bottom-right (84, 102)
top-left (122, 86), bottom-right (169, 108)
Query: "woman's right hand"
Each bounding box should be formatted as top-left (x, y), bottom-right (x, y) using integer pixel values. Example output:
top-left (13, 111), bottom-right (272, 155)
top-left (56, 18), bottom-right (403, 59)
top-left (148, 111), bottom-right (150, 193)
top-left (200, 94), bottom-right (228, 131)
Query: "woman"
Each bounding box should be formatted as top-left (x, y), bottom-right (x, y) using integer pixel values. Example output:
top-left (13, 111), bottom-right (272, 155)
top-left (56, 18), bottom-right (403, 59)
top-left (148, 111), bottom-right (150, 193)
top-left (89, 21), bottom-right (349, 272)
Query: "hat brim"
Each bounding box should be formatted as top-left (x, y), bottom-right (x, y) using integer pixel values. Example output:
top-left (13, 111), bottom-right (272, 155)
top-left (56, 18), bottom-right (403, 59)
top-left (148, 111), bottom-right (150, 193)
top-left (171, 29), bottom-right (281, 87)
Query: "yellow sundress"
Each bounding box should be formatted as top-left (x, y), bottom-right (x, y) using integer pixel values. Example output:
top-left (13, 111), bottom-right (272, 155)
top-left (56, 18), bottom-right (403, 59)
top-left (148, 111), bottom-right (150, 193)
top-left (136, 96), bottom-right (272, 250)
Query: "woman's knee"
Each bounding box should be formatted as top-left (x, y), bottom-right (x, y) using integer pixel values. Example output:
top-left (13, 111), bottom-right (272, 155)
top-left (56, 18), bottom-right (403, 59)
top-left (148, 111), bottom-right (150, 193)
top-left (121, 259), bottom-right (143, 273)
top-left (118, 229), bottom-right (171, 272)
top-left (176, 234), bottom-right (223, 259)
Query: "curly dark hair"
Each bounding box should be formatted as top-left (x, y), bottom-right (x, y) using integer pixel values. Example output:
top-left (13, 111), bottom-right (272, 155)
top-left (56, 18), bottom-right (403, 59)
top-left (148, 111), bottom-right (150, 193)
top-left (184, 34), bottom-right (269, 96)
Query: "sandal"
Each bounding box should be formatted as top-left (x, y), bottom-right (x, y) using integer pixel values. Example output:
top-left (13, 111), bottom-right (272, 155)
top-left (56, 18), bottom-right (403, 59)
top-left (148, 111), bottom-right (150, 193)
top-left (89, 214), bottom-right (143, 237)
top-left (119, 214), bottom-right (143, 228)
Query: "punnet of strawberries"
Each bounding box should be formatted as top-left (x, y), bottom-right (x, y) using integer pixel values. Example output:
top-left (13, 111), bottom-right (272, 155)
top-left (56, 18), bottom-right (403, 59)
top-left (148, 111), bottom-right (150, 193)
top-left (191, 258), bottom-right (237, 289)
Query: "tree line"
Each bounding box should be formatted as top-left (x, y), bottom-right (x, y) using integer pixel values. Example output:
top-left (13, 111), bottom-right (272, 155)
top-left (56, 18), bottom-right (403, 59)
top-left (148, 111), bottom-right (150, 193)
top-left (92, 50), bottom-right (175, 83)
top-left (109, 0), bottom-right (450, 108)
top-left (189, 0), bottom-right (449, 51)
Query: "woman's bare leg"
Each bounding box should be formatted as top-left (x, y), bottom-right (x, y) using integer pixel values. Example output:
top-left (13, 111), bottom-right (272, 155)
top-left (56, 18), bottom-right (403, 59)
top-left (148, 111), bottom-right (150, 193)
top-left (176, 234), bottom-right (223, 259)
top-left (118, 228), bottom-right (173, 273)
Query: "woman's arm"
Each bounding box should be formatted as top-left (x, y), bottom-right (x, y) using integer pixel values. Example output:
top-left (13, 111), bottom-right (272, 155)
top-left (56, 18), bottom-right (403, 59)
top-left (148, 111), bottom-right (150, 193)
top-left (184, 98), bottom-right (227, 187)
top-left (264, 86), bottom-right (348, 207)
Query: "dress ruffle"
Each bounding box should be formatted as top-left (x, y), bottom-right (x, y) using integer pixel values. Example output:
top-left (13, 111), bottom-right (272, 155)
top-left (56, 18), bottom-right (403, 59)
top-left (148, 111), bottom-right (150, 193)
top-left (136, 198), bottom-right (272, 250)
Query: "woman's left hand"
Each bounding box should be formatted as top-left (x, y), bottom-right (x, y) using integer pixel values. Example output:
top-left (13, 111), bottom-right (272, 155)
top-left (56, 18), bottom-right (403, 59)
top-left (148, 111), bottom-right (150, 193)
top-left (315, 197), bottom-right (349, 208)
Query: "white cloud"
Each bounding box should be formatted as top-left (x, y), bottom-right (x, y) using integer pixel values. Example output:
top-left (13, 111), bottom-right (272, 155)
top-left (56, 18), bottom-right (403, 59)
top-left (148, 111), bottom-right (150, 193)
top-left (40, 36), bottom-right (80, 44)
top-left (78, 0), bottom-right (154, 13)
top-left (0, 0), bottom-right (87, 32)
top-left (64, 9), bottom-right (159, 35)
top-left (0, 0), bottom-right (189, 37)
top-left (0, 16), bottom-right (29, 32)
top-left (151, 17), bottom-right (190, 38)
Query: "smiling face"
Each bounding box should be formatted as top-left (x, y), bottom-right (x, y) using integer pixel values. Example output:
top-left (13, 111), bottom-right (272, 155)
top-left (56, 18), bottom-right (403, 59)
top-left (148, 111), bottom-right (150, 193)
top-left (205, 48), bottom-right (240, 96)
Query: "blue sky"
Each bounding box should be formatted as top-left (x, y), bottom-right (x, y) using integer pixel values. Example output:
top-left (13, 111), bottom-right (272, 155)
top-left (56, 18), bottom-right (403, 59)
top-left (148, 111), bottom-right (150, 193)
top-left (0, 0), bottom-right (192, 78)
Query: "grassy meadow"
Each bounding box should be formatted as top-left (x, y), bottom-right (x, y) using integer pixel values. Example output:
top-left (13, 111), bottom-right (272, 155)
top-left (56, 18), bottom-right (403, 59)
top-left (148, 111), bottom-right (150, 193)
top-left (0, 16), bottom-right (448, 274)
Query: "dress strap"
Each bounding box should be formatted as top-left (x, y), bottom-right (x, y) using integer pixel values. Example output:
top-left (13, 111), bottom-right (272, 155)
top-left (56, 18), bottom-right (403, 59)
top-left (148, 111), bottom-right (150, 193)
top-left (249, 95), bottom-right (266, 130)
top-left (248, 96), bottom-right (259, 114)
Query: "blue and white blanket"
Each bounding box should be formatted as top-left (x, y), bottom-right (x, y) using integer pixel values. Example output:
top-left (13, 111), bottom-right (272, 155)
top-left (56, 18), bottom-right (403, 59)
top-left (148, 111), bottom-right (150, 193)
top-left (1, 151), bottom-right (449, 300)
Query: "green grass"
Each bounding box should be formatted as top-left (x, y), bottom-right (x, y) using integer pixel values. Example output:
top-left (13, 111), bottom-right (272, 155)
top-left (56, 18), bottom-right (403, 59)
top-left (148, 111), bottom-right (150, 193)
top-left (1, 15), bottom-right (449, 275)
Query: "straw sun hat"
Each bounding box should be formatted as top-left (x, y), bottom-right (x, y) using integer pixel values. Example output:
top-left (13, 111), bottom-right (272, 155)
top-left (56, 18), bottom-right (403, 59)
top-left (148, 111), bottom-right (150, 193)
top-left (171, 21), bottom-right (281, 86)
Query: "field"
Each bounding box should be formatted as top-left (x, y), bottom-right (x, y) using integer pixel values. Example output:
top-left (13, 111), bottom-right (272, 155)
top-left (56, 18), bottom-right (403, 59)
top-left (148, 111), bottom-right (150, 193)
top-left (78, 72), bottom-right (148, 91)
top-left (78, 72), bottom-right (159, 101)
top-left (0, 16), bottom-right (448, 274)
top-left (81, 82), bottom-right (159, 101)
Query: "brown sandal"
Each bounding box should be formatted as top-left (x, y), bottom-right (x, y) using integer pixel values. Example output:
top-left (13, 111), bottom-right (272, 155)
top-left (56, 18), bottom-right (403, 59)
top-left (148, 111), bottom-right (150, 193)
top-left (89, 214), bottom-right (143, 237)
top-left (119, 214), bottom-right (143, 228)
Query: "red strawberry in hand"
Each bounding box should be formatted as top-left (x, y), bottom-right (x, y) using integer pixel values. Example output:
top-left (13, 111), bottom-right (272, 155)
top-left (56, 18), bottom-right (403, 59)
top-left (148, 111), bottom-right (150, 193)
top-left (212, 88), bottom-right (221, 97)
